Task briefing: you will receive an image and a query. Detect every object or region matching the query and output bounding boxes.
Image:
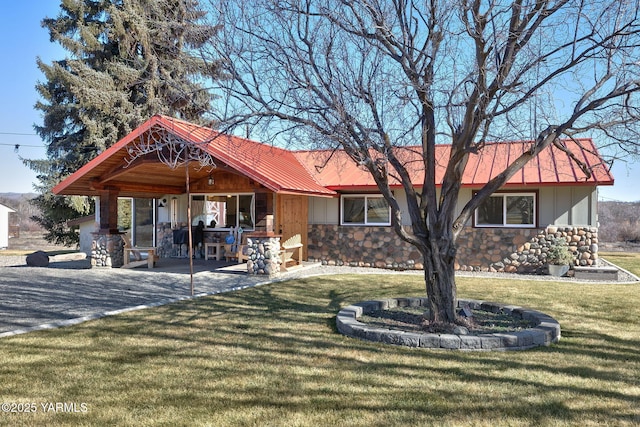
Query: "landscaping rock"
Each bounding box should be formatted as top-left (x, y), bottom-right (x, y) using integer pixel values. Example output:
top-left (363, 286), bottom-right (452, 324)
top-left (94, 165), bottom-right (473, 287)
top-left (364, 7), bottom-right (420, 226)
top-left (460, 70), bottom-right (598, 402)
top-left (26, 250), bottom-right (50, 267)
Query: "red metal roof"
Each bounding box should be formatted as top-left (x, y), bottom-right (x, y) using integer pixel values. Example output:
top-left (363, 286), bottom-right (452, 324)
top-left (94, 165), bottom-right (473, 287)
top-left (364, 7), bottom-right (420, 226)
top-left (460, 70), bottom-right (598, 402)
top-left (157, 116), bottom-right (336, 196)
top-left (53, 115), bottom-right (613, 198)
top-left (294, 138), bottom-right (614, 190)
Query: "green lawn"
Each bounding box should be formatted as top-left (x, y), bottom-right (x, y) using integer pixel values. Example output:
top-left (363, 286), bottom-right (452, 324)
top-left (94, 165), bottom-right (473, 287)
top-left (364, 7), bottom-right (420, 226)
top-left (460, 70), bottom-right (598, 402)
top-left (0, 259), bottom-right (638, 426)
top-left (601, 251), bottom-right (640, 277)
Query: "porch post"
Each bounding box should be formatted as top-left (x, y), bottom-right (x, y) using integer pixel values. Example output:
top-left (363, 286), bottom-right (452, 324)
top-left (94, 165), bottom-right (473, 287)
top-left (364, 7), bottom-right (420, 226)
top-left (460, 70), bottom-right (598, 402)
top-left (91, 189), bottom-right (124, 268)
top-left (98, 189), bottom-right (120, 233)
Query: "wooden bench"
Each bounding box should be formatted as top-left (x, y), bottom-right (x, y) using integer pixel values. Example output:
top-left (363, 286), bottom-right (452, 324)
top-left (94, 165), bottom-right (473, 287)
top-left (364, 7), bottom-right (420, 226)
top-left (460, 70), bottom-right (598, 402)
top-left (280, 234), bottom-right (303, 271)
top-left (123, 246), bottom-right (158, 269)
top-left (121, 235), bottom-right (157, 269)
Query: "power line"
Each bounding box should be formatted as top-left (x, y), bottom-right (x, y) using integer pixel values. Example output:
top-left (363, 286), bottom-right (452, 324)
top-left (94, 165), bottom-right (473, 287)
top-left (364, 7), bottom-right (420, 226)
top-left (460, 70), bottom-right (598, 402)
top-left (0, 142), bottom-right (43, 148)
top-left (0, 132), bottom-right (38, 136)
top-left (0, 142), bottom-right (45, 154)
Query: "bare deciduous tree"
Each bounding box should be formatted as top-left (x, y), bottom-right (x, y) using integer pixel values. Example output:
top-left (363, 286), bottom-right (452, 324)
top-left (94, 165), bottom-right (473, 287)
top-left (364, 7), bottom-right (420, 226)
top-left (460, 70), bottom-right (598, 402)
top-left (206, 0), bottom-right (640, 327)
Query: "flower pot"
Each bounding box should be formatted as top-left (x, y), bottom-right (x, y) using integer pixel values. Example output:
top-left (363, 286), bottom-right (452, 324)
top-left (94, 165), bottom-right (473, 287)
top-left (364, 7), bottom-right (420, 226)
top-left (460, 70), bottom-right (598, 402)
top-left (548, 264), bottom-right (570, 277)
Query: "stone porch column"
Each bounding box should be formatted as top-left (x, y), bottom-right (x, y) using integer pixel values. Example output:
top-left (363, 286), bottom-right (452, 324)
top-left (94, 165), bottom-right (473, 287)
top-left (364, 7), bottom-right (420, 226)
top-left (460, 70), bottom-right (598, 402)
top-left (91, 231), bottom-right (125, 268)
top-left (245, 233), bottom-right (281, 276)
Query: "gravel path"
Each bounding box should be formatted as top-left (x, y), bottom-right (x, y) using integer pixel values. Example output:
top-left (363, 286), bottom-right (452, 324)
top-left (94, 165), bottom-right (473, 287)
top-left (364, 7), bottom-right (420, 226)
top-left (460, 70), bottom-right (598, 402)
top-left (0, 254), bottom-right (637, 338)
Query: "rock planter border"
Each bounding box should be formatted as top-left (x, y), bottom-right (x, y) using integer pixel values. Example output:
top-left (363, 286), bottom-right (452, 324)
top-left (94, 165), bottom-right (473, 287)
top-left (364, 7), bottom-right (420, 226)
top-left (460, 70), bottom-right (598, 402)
top-left (336, 298), bottom-right (561, 351)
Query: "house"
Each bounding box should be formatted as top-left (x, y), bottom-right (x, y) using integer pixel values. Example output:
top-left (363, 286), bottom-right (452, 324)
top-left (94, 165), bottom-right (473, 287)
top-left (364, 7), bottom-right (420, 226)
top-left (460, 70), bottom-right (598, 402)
top-left (0, 203), bottom-right (16, 249)
top-left (52, 115), bottom-right (614, 273)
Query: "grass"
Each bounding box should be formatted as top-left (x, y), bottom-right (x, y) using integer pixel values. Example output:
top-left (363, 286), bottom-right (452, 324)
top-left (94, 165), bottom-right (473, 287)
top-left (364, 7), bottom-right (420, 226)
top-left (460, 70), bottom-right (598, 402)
top-left (0, 258), bottom-right (638, 425)
top-left (601, 251), bottom-right (640, 277)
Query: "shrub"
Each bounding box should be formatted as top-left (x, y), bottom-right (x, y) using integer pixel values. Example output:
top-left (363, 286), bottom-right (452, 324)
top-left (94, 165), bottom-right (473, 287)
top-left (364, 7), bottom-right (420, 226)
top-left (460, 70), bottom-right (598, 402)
top-left (546, 238), bottom-right (575, 265)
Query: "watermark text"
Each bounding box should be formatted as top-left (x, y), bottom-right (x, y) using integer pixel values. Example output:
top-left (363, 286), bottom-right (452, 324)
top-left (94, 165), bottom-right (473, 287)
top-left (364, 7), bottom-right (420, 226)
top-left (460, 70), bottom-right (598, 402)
top-left (1, 402), bottom-right (88, 414)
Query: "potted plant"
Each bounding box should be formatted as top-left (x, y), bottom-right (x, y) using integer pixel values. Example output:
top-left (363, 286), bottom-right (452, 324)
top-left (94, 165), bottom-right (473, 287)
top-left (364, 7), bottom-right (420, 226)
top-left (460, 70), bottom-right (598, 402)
top-left (546, 237), bottom-right (575, 276)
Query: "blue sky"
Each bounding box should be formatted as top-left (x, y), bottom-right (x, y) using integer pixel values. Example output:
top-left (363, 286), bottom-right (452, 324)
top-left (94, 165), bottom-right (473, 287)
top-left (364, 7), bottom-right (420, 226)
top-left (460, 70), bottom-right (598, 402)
top-left (0, 2), bottom-right (638, 201)
top-left (0, 2), bottom-right (62, 194)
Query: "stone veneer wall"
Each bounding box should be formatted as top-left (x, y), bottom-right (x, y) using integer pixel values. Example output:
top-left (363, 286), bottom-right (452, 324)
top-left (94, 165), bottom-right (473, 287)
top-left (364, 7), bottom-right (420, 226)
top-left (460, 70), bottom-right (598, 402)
top-left (307, 224), bottom-right (598, 273)
top-left (245, 236), bottom-right (281, 276)
top-left (307, 225), bottom-right (423, 270)
top-left (157, 222), bottom-right (191, 257)
top-left (456, 226), bottom-right (598, 273)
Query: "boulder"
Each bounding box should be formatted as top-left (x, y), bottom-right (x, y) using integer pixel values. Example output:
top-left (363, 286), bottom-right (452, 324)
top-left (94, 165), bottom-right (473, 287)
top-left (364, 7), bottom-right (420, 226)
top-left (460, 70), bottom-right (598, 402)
top-left (26, 250), bottom-right (50, 267)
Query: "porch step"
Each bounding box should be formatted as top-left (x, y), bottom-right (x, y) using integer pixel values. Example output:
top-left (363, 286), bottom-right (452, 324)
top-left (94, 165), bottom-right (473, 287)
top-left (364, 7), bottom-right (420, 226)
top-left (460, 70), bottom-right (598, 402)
top-left (573, 266), bottom-right (618, 281)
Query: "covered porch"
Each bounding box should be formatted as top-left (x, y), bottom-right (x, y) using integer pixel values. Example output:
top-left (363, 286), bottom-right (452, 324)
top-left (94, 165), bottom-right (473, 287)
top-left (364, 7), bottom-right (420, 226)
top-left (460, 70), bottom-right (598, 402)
top-left (52, 115), bottom-right (336, 274)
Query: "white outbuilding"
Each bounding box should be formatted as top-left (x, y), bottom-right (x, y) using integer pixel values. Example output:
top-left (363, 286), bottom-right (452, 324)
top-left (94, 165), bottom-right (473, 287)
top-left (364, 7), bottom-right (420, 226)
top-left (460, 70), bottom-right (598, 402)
top-left (0, 203), bottom-right (16, 249)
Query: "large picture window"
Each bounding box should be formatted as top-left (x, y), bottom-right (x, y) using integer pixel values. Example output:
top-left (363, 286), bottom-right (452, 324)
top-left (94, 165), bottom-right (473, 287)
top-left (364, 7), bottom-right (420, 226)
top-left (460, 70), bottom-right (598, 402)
top-left (191, 194), bottom-right (255, 230)
top-left (341, 195), bottom-right (391, 226)
top-left (475, 192), bottom-right (536, 228)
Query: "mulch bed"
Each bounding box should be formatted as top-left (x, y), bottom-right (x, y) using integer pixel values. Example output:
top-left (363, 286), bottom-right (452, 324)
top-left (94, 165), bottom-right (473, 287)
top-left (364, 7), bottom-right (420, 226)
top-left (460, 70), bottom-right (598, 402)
top-left (359, 306), bottom-right (535, 335)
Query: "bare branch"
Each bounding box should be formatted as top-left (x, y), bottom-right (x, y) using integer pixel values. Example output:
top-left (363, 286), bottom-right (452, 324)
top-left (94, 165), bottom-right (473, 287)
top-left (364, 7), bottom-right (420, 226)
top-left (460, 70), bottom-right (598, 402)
top-left (124, 126), bottom-right (216, 171)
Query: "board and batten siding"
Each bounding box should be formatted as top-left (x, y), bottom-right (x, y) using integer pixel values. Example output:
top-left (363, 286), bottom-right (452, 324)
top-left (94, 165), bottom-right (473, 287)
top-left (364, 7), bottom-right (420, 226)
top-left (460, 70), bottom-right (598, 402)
top-left (308, 186), bottom-right (599, 228)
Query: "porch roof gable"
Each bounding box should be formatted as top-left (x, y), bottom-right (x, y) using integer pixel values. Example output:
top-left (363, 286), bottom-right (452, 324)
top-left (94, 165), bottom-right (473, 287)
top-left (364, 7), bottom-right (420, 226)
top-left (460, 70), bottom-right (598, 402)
top-left (52, 115), bottom-right (336, 198)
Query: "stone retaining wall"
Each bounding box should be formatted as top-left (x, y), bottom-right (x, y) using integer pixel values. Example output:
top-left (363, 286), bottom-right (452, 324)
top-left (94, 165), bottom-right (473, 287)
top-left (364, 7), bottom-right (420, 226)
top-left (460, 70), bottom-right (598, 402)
top-left (457, 226), bottom-right (598, 274)
top-left (307, 224), bottom-right (598, 273)
top-left (336, 297), bottom-right (561, 351)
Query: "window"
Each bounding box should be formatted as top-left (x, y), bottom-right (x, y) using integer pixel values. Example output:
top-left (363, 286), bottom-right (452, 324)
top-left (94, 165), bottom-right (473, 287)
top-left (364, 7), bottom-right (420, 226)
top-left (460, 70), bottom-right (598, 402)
top-left (341, 195), bottom-right (391, 225)
top-left (191, 194), bottom-right (255, 230)
top-left (475, 192), bottom-right (536, 228)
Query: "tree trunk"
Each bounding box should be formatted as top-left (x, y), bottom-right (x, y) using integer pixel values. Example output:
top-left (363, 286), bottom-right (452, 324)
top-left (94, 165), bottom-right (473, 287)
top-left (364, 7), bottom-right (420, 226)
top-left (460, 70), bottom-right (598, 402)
top-left (422, 240), bottom-right (458, 327)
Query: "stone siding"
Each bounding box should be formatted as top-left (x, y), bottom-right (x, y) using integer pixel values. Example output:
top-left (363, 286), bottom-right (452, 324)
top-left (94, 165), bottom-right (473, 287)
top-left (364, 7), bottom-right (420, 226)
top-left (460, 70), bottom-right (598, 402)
top-left (307, 225), bottom-right (423, 270)
top-left (307, 224), bottom-right (598, 273)
top-left (245, 236), bottom-right (281, 276)
top-left (456, 226), bottom-right (598, 273)
top-left (91, 232), bottom-right (125, 268)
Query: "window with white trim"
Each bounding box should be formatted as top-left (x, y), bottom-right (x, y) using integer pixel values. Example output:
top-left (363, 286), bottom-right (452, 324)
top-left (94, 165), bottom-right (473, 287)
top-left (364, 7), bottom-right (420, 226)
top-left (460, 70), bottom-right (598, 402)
top-left (191, 193), bottom-right (255, 230)
top-left (341, 194), bottom-right (391, 226)
top-left (475, 192), bottom-right (536, 228)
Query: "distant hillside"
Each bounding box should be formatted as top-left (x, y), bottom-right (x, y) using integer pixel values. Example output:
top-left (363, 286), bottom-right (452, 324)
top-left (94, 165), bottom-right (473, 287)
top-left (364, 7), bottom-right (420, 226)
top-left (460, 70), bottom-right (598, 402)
top-left (598, 201), bottom-right (640, 243)
top-left (0, 193), bottom-right (41, 232)
top-left (0, 192), bottom-right (37, 201)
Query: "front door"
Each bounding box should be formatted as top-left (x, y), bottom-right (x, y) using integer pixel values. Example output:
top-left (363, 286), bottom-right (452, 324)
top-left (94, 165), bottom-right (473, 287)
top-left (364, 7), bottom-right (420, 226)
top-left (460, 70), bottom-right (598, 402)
top-left (276, 194), bottom-right (308, 259)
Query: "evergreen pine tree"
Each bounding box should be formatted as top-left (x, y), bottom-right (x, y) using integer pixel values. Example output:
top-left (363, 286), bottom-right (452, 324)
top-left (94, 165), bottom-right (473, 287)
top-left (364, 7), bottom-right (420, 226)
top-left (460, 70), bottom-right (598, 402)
top-left (26, 0), bottom-right (220, 245)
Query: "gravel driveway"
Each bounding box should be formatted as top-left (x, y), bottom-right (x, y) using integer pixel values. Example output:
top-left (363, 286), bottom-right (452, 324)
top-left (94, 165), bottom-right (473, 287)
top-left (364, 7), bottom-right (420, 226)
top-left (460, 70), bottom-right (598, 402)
top-left (0, 256), bottom-right (293, 337)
